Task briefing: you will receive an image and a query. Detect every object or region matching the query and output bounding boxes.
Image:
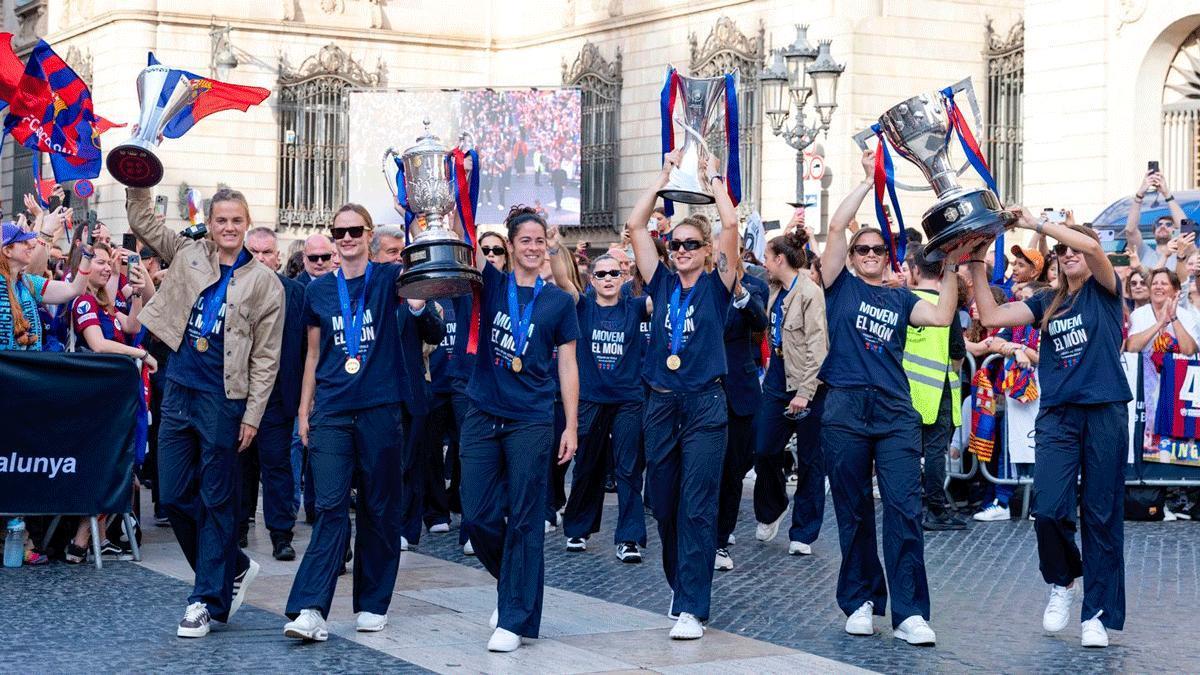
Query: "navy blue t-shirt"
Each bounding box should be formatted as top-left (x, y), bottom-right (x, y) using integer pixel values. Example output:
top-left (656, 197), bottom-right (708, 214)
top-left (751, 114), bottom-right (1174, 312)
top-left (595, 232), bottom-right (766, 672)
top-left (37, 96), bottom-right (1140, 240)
top-left (429, 298), bottom-right (458, 395)
top-left (817, 268), bottom-right (919, 399)
top-left (448, 293), bottom-right (477, 395)
top-left (763, 292), bottom-right (789, 400)
top-left (467, 263), bottom-right (579, 419)
top-left (304, 262), bottom-right (406, 414)
top-left (168, 252), bottom-right (252, 394)
top-left (642, 262), bottom-right (733, 391)
top-left (1024, 275), bottom-right (1132, 407)
top-left (577, 294), bottom-right (649, 404)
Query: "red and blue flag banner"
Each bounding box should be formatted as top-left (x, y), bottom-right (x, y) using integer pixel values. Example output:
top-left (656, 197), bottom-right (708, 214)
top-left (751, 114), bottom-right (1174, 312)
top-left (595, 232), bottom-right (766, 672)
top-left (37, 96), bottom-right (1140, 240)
top-left (658, 67), bottom-right (741, 216)
top-left (0, 32), bottom-right (25, 110)
top-left (870, 124), bottom-right (907, 273)
top-left (940, 86), bottom-right (1005, 284)
top-left (1000, 357), bottom-right (1039, 403)
top-left (186, 188), bottom-right (204, 224)
top-left (1154, 357), bottom-right (1200, 440)
top-left (145, 53), bottom-right (269, 140)
top-left (969, 367), bottom-right (997, 462)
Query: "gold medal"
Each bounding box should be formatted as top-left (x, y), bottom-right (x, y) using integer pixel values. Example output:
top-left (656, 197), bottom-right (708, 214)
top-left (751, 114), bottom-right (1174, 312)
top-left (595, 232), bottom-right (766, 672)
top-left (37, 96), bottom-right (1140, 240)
top-left (512, 356), bottom-right (524, 373)
top-left (344, 357), bottom-right (361, 375)
top-left (195, 337), bottom-right (209, 353)
top-left (666, 354), bottom-right (681, 371)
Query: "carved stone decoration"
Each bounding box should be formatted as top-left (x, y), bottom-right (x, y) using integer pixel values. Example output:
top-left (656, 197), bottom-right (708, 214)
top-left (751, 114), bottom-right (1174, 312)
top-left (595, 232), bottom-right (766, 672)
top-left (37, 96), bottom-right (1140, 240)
top-left (563, 0), bottom-right (576, 28)
top-left (689, 16), bottom-right (765, 72)
top-left (562, 42), bottom-right (622, 87)
top-left (282, 0), bottom-right (297, 21)
top-left (279, 43), bottom-right (383, 87)
top-left (1116, 0), bottom-right (1147, 34)
top-left (320, 0), bottom-right (345, 14)
top-left (63, 45), bottom-right (93, 89)
top-left (368, 0), bottom-right (383, 29)
top-left (14, 0), bottom-right (48, 47)
top-left (985, 17), bottom-right (1025, 56)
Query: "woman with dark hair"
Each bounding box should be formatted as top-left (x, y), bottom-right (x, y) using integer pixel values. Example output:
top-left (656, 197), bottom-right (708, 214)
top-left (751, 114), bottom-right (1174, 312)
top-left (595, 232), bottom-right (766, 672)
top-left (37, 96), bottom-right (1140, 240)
top-left (459, 205), bottom-right (580, 653)
top-left (627, 147), bottom-right (741, 640)
top-left (1123, 268), bottom-right (1150, 314)
top-left (971, 209), bottom-right (1131, 648)
top-left (284, 203), bottom-right (441, 641)
top-left (818, 149), bottom-right (965, 646)
top-left (752, 228), bottom-right (828, 556)
top-left (478, 231), bottom-right (510, 272)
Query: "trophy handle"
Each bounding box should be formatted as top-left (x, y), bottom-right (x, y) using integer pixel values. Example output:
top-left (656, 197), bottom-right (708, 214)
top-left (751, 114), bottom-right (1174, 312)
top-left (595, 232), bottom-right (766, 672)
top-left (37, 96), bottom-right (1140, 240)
top-left (949, 77), bottom-right (985, 130)
top-left (381, 148), bottom-right (399, 201)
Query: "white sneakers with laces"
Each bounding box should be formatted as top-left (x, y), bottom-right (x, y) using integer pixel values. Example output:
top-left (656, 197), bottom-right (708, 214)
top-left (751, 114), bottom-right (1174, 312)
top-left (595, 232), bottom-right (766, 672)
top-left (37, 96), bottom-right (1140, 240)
top-left (844, 601), bottom-right (875, 636)
top-left (788, 541), bottom-right (812, 556)
top-left (284, 608), bottom-right (329, 642)
top-left (893, 615), bottom-right (936, 645)
top-left (176, 602), bottom-right (211, 638)
top-left (755, 510), bottom-right (788, 542)
top-left (356, 611), bottom-right (387, 632)
top-left (1043, 583), bottom-right (1076, 632)
top-left (487, 627), bottom-right (521, 652)
top-left (713, 548), bottom-right (733, 571)
top-left (1081, 611), bottom-right (1108, 648)
top-left (669, 612), bottom-right (704, 640)
top-left (973, 500), bottom-right (1011, 522)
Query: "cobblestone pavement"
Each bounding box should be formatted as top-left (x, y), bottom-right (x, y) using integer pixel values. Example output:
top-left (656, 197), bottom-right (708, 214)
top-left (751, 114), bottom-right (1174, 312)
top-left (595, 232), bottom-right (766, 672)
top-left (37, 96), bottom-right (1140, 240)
top-left (412, 487), bottom-right (1200, 673)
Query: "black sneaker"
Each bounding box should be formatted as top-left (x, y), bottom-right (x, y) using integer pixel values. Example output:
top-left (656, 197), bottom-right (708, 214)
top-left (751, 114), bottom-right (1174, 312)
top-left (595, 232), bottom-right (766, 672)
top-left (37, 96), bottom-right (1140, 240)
top-left (923, 511), bottom-right (967, 531)
top-left (64, 542), bottom-right (88, 565)
top-left (229, 559), bottom-right (260, 620)
top-left (604, 476), bottom-right (617, 493)
top-left (616, 542), bottom-right (642, 563)
top-left (177, 602), bottom-right (211, 638)
top-left (566, 537), bottom-right (587, 552)
top-left (97, 540), bottom-right (130, 560)
top-left (271, 532), bottom-right (296, 561)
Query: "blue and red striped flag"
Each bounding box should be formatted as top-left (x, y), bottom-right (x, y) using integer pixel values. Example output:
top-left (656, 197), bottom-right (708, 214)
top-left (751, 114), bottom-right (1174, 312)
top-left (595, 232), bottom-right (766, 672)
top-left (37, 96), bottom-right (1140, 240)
top-left (146, 53), bottom-right (269, 140)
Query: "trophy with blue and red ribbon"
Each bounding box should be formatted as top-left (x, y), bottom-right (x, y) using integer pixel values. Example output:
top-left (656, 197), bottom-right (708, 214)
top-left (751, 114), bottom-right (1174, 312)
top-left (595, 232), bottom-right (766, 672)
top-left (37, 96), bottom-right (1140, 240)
top-left (657, 66), bottom-right (741, 215)
top-left (853, 77), bottom-right (1013, 273)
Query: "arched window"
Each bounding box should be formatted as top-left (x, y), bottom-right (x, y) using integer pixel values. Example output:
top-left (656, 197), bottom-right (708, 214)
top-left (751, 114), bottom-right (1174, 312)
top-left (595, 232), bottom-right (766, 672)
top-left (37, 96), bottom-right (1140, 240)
top-left (277, 44), bottom-right (381, 235)
top-left (1162, 27), bottom-right (1200, 189)
top-left (984, 19), bottom-right (1024, 205)
top-left (563, 43), bottom-right (622, 234)
top-left (690, 17), bottom-right (765, 215)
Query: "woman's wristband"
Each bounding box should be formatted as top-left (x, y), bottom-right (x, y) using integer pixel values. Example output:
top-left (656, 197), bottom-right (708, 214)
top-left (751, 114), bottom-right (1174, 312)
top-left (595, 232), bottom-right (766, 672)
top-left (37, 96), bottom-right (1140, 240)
top-left (1166, 194), bottom-right (1176, 202)
top-left (966, 258), bottom-right (987, 265)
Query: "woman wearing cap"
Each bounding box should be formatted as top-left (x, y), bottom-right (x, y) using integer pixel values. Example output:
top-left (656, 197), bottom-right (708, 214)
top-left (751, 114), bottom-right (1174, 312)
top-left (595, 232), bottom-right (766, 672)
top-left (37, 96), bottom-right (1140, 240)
top-left (1, 219), bottom-right (90, 350)
top-left (971, 208), bottom-right (1130, 648)
top-left (284, 203), bottom-right (441, 641)
top-left (817, 149), bottom-right (967, 646)
top-left (459, 205), bottom-right (580, 653)
top-left (626, 147), bottom-right (741, 641)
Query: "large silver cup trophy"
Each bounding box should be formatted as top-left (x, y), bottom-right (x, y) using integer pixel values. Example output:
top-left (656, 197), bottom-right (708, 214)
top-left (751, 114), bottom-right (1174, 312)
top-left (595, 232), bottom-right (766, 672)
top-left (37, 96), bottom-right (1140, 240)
top-left (853, 78), bottom-right (1012, 260)
top-left (658, 70), bottom-right (738, 205)
top-left (384, 121), bottom-right (481, 299)
top-left (106, 64), bottom-right (192, 188)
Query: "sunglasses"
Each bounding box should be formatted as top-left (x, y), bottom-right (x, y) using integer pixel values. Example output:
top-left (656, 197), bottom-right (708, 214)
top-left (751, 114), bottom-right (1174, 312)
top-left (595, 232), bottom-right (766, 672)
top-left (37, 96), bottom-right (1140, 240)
top-left (306, 253), bottom-right (333, 263)
top-left (852, 244), bottom-right (888, 256)
top-left (331, 225), bottom-right (367, 240)
top-left (592, 270), bottom-right (622, 279)
top-left (668, 239), bottom-right (704, 252)
top-left (481, 246), bottom-right (506, 256)
top-left (1129, 279), bottom-right (1147, 287)
top-left (1052, 244), bottom-right (1079, 256)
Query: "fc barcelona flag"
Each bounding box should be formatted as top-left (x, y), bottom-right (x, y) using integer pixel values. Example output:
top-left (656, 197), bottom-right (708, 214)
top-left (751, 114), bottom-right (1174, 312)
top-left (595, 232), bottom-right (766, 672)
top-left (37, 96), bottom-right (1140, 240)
top-left (146, 53), bottom-right (269, 140)
top-left (1154, 357), bottom-right (1200, 439)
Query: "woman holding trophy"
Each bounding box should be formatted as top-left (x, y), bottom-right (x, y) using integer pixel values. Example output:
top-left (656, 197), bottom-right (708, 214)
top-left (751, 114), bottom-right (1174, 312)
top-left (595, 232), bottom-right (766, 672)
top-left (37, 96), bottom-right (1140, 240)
top-left (817, 149), bottom-right (967, 646)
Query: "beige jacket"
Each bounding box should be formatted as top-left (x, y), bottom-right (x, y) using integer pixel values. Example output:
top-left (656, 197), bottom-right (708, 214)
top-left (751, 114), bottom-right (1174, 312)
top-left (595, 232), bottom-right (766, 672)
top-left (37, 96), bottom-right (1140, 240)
top-left (769, 273), bottom-right (828, 400)
top-left (126, 187), bottom-right (284, 427)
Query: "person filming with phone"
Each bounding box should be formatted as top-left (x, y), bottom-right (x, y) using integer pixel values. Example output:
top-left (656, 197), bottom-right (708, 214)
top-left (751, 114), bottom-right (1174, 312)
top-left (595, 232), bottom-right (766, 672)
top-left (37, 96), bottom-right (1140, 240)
top-left (1125, 166), bottom-right (1188, 269)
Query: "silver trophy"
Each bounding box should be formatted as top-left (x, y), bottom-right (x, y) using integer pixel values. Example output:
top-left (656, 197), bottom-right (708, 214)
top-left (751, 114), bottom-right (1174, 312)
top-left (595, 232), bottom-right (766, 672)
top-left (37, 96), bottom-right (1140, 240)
top-left (384, 120), bottom-right (481, 299)
top-left (658, 70), bottom-right (738, 205)
top-left (106, 64), bottom-right (193, 187)
top-left (853, 78), bottom-right (1012, 260)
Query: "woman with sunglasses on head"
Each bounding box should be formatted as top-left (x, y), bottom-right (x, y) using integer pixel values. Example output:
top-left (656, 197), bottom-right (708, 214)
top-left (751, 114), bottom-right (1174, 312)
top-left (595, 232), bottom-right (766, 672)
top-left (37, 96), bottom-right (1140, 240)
top-left (458, 205), bottom-right (580, 653)
top-left (548, 229), bottom-right (651, 563)
top-left (818, 149), bottom-right (966, 646)
top-left (970, 209), bottom-right (1130, 648)
top-left (284, 204), bottom-right (440, 641)
top-left (627, 147), bottom-right (741, 641)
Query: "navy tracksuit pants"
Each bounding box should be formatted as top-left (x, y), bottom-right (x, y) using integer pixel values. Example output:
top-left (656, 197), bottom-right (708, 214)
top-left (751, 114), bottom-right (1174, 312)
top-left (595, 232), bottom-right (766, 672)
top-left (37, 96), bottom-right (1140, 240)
top-left (157, 381), bottom-right (250, 623)
top-left (422, 393), bottom-right (457, 529)
top-left (451, 391), bottom-right (473, 545)
top-left (399, 403), bottom-right (428, 544)
top-left (716, 407), bottom-right (755, 548)
top-left (1032, 402), bottom-right (1127, 630)
top-left (821, 386), bottom-right (929, 628)
top-left (562, 400), bottom-right (646, 545)
top-left (460, 405), bottom-right (553, 638)
top-left (286, 404), bottom-right (406, 619)
top-left (546, 401), bottom-right (568, 524)
top-left (752, 388), bottom-right (826, 544)
top-left (238, 400), bottom-right (296, 535)
top-left (643, 384), bottom-right (727, 622)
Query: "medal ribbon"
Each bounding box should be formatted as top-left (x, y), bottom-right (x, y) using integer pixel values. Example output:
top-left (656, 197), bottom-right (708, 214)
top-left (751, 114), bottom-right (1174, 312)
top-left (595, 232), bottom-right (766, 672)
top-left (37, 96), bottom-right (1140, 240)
top-left (506, 273), bottom-right (544, 365)
top-left (198, 249), bottom-right (248, 341)
top-left (871, 124), bottom-right (907, 274)
top-left (658, 66), bottom-right (683, 217)
top-left (772, 274), bottom-right (798, 349)
top-left (941, 87), bottom-right (1005, 284)
top-left (668, 279), bottom-right (697, 358)
top-left (336, 262), bottom-right (373, 364)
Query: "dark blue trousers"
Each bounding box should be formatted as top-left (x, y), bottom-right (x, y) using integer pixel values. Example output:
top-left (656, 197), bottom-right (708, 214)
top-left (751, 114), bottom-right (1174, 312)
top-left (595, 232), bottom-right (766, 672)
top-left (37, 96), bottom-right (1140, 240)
top-left (752, 389), bottom-right (826, 544)
top-left (239, 401), bottom-right (296, 534)
top-left (158, 381), bottom-right (250, 622)
top-left (286, 404), bottom-right (405, 619)
top-left (422, 393), bottom-right (457, 529)
top-left (546, 401), bottom-right (568, 523)
top-left (399, 403), bottom-right (428, 544)
top-left (1032, 402), bottom-right (1127, 630)
top-left (451, 391), bottom-right (473, 545)
top-left (643, 384), bottom-right (727, 622)
top-left (716, 408), bottom-right (755, 547)
top-left (821, 386), bottom-right (929, 628)
top-left (562, 400), bottom-right (646, 545)
top-left (460, 406), bottom-right (552, 638)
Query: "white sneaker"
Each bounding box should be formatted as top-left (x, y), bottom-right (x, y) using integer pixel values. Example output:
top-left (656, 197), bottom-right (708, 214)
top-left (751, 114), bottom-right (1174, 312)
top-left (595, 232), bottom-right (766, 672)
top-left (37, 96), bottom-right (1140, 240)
top-left (973, 500), bottom-right (1011, 522)
top-left (893, 615), bottom-right (936, 645)
top-left (1081, 612), bottom-right (1108, 648)
top-left (355, 611), bottom-right (388, 632)
top-left (1164, 506), bottom-right (1179, 522)
top-left (669, 612), bottom-right (704, 640)
top-left (429, 523), bottom-right (450, 533)
top-left (565, 537), bottom-right (587, 551)
top-left (756, 510), bottom-right (788, 542)
top-left (844, 601), bottom-right (875, 636)
top-left (487, 627), bottom-right (521, 652)
top-left (176, 602), bottom-right (211, 638)
top-left (400, 536), bottom-right (410, 551)
top-left (713, 548), bottom-right (733, 571)
top-left (229, 559), bottom-right (260, 620)
top-left (489, 608), bottom-right (499, 630)
top-left (788, 541), bottom-right (812, 556)
top-left (1042, 584), bottom-right (1075, 632)
top-left (727, 533), bottom-right (736, 546)
top-left (463, 540), bottom-right (475, 556)
top-left (284, 608), bottom-right (329, 642)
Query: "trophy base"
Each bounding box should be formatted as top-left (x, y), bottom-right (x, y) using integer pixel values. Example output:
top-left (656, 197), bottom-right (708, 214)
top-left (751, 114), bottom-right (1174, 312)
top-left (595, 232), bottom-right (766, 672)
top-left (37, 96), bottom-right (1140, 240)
top-left (921, 188), bottom-right (1014, 262)
top-left (399, 238), bottom-right (481, 299)
top-left (657, 188), bottom-right (715, 205)
top-left (106, 143), bottom-right (164, 188)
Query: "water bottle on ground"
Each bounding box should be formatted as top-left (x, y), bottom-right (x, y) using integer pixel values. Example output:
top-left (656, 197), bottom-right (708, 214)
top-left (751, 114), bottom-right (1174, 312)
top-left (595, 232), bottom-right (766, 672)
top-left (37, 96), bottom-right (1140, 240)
top-left (4, 518), bottom-right (25, 568)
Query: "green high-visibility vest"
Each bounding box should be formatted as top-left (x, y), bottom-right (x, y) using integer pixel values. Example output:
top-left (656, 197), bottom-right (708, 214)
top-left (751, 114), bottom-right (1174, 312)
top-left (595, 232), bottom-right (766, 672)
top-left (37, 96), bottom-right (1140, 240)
top-left (903, 289), bottom-right (962, 426)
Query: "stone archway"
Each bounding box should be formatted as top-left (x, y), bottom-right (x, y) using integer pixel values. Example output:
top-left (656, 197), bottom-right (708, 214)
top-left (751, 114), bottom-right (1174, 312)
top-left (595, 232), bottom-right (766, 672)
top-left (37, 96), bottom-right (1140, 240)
top-left (1131, 15), bottom-right (1200, 187)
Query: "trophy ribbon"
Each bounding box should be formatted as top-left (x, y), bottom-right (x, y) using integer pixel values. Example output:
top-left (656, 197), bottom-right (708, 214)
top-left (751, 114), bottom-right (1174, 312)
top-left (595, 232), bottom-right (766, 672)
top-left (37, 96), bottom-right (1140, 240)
top-left (870, 123), bottom-right (907, 274)
top-left (941, 86), bottom-right (1005, 283)
top-left (451, 146), bottom-right (484, 356)
top-left (658, 67), bottom-right (741, 216)
top-left (391, 155), bottom-right (416, 245)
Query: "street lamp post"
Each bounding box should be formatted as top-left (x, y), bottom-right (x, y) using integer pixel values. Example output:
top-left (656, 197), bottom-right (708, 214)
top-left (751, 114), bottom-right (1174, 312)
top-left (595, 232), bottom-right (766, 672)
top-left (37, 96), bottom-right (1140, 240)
top-left (760, 25), bottom-right (845, 206)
